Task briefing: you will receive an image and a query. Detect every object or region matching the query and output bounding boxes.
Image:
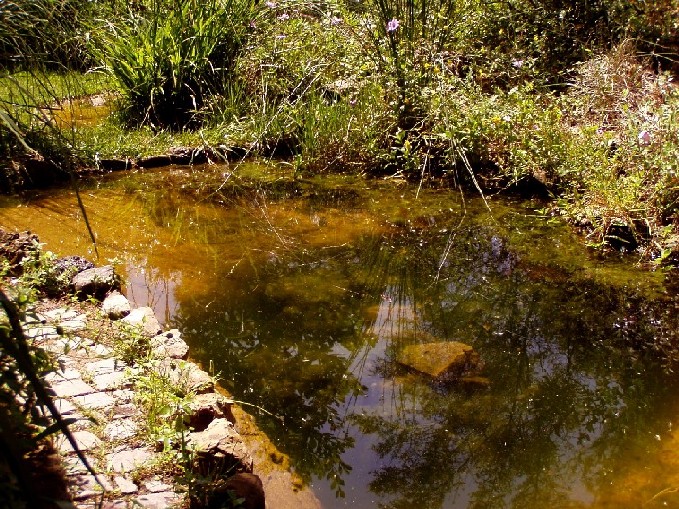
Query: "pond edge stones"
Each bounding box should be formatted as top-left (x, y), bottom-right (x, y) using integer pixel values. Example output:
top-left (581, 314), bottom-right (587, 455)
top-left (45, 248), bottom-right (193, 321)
top-left (35, 262), bottom-right (264, 509)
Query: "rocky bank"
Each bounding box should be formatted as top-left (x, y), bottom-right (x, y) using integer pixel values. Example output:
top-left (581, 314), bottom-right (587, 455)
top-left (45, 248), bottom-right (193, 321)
top-left (0, 228), bottom-right (320, 509)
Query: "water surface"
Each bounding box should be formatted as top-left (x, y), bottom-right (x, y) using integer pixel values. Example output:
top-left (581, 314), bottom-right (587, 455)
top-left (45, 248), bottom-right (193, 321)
top-left (2, 165), bottom-right (678, 509)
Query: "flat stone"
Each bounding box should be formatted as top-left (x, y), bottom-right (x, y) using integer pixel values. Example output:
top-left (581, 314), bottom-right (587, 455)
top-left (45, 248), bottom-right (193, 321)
top-left (55, 430), bottom-right (101, 453)
top-left (106, 447), bottom-right (155, 473)
top-left (93, 371), bottom-right (126, 391)
top-left (112, 389), bottom-right (135, 404)
top-left (135, 491), bottom-right (183, 509)
top-left (73, 391), bottom-right (115, 410)
top-left (44, 368), bottom-right (82, 382)
top-left (99, 501), bottom-right (129, 509)
top-left (88, 343), bottom-right (113, 358)
top-left (41, 338), bottom-right (72, 354)
top-left (64, 336), bottom-right (94, 350)
top-left (144, 479), bottom-right (173, 493)
top-left (103, 419), bottom-right (138, 441)
top-left (49, 378), bottom-right (95, 398)
top-left (43, 308), bottom-right (77, 321)
top-left (102, 291), bottom-right (131, 320)
top-left (62, 455), bottom-right (96, 476)
top-left (24, 325), bottom-right (59, 339)
top-left (55, 355), bottom-right (76, 370)
top-left (85, 358), bottom-right (126, 375)
top-left (54, 398), bottom-right (78, 415)
top-left (122, 307), bottom-right (162, 337)
top-left (59, 315), bottom-right (88, 332)
top-left (113, 403), bottom-right (138, 419)
top-left (397, 341), bottom-right (478, 379)
top-left (151, 329), bottom-right (189, 360)
top-left (114, 475), bottom-right (138, 494)
top-left (69, 473), bottom-right (114, 499)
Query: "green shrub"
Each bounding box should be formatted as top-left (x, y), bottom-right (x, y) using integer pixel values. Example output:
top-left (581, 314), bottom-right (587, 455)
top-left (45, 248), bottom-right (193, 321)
top-left (94, 0), bottom-right (256, 129)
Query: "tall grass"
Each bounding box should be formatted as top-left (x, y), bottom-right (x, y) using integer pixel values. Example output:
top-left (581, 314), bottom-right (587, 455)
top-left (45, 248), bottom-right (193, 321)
top-left (0, 0), bottom-right (118, 71)
top-left (93, 0), bottom-right (257, 130)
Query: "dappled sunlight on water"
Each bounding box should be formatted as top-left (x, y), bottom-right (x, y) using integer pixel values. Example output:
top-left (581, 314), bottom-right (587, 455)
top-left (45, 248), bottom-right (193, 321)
top-left (1, 167), bottom-right (678, 508)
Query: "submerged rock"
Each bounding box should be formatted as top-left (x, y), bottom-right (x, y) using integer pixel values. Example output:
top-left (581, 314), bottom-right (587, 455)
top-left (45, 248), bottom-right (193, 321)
top-left (397, 341), bottom-right (480, 381)
top-left (193, 473), bottom-right (265, 509)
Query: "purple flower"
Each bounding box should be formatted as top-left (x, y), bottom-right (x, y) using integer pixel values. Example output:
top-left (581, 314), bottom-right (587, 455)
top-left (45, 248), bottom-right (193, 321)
top-left (265, 1), bottom-right (276, 7)
top-left (386, 18), bottom-right (399, 32)
top-left (278, 12), bottom-right (289, 20)
top-left (512, 59), bottom-right (524, 69)
top-left (330, 16), bottom-right (342, 26)
top-left (638, 130), bottom-right (652, 146)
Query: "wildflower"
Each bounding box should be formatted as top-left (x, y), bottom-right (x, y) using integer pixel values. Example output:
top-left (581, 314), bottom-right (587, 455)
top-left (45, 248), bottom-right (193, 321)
top-left (278, 12), bottom-right (289, 20)
top-left (386, 18), bottom-right (399, 32)
top-left (249, 20), bottom-right (256, 28)
top-left (511, 59), bottom-right (524, 69)
top-left (638, 130), bottom-right (651, 146)
top-left (265, 1), bottom-right (276, 7)
top-left (330, 16), bottom-right (342, 26)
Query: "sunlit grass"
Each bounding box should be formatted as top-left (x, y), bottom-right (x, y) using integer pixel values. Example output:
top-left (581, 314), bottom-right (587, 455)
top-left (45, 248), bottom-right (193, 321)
top-left (0, 70), bottom-right (115, 107)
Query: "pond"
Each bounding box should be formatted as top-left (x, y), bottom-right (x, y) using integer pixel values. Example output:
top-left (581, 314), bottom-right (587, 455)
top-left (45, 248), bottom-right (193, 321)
top-left (2, 164), bottom-right (679, 509)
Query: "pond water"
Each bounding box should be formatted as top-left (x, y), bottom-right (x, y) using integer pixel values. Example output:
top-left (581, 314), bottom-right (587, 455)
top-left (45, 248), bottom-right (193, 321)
top-left (2, 164), bottom-right (679, 509)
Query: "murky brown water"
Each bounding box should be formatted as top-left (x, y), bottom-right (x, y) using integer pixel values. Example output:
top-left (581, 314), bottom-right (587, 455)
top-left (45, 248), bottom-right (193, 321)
top-left (2, 165), bottom-right (678, 509)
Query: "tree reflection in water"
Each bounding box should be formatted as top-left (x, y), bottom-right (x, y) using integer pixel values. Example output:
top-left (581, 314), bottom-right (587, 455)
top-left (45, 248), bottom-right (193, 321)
top-left (6, 173), bottom-right (677, 507)
top-left (166, 195), bottom-right (678, 509)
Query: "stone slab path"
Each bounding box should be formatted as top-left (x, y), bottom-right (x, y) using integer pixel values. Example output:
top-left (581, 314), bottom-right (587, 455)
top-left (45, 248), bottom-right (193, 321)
top-left (31, 305), bottom-right (185, 509)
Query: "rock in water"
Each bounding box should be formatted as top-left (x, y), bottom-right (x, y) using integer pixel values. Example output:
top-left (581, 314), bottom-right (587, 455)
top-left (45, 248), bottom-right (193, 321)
top-left (397, 341), bottom-right (479, 380)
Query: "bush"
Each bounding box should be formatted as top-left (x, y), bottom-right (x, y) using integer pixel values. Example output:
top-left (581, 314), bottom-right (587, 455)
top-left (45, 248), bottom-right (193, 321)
top-left (94, 0), bottom-right (256, 129)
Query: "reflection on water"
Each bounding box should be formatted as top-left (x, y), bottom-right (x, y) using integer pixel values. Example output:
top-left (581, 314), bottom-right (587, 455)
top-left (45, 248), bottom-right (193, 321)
top-left (1, 166), bottom-right (678, 509)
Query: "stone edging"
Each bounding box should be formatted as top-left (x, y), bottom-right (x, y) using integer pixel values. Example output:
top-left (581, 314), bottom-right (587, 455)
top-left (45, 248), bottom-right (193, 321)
top-left (29, 266), bottom-right (264, 509)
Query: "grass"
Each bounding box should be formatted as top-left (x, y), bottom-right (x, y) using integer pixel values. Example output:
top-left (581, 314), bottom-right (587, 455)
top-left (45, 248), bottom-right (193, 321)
top-left (0, 70), bottom-right (114, 106)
